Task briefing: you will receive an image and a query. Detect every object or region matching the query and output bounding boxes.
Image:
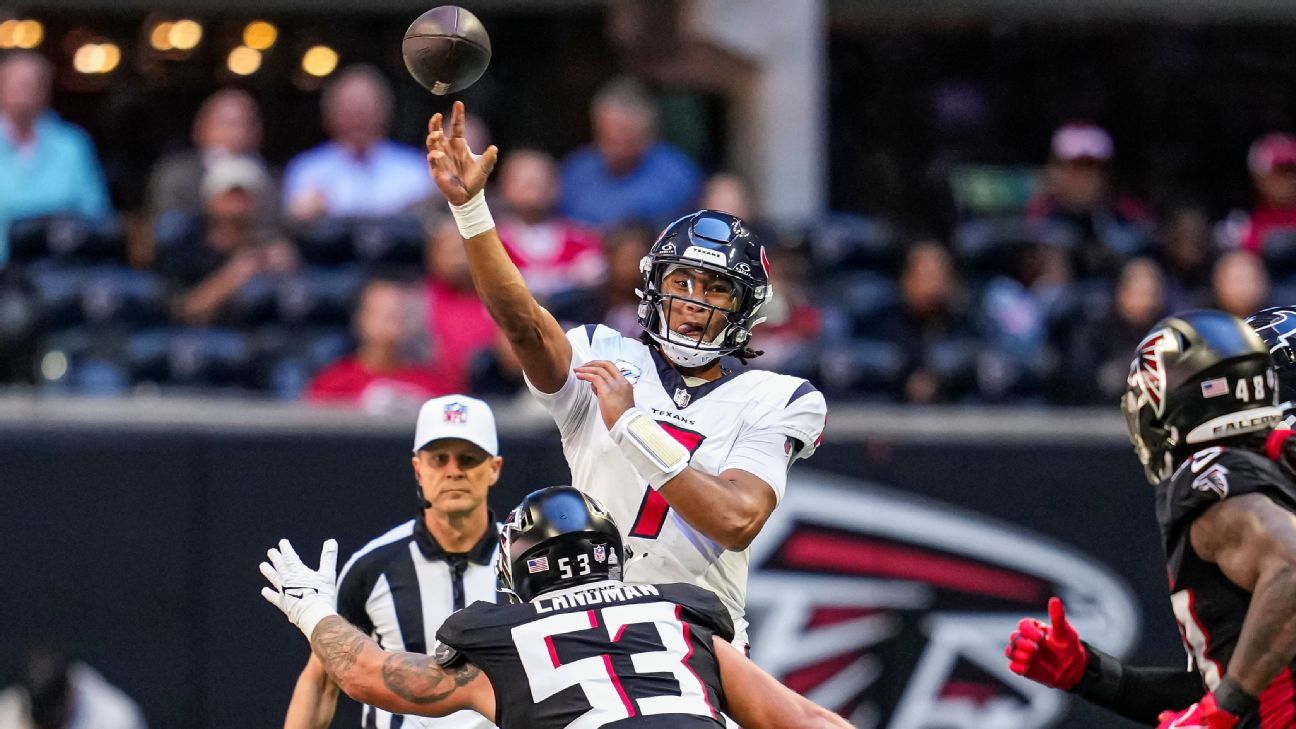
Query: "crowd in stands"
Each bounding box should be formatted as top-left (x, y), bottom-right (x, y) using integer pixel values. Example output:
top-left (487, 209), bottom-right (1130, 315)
top-left (5, 46), bottom-right (1296, 408)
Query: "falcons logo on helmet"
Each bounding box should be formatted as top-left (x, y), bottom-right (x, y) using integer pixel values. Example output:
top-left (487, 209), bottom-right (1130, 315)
top-left (1129, 328), bottom-right (1177, 417)
top-left (746, 472), bottom-right (1139, 729)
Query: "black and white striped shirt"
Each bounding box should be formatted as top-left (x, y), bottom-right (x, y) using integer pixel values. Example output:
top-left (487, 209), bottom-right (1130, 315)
top-left (337, 516), bottom-right (500, 729)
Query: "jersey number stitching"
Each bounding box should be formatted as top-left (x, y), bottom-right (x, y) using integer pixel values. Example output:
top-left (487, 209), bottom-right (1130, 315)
top-left (512, 601), bottom-right (716, 728)
top-left (628, 423), bottom-right (706, 539)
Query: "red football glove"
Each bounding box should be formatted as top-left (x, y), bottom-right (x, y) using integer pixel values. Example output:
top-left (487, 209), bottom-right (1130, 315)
top-left (1156, 694), bottom-right (1241, 729)
top-left (1005, 596), bottom-right (1087, 690)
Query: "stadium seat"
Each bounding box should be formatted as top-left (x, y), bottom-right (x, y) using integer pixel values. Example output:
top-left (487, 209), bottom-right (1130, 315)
top-left (125, 327), bottom-right (254, 388)
top-left (295, 215), bottom-right (425, 268)
top-left (1262, 228), bottom-right (1296, 278)
top-left (828, 272), bottom-right (900, 327)
top-left (28, 265), bottom-right (168, 332)
top-left (807, 212), bottom-right (898, 272)
top-left (274, 268), bottom-right (366, 326)
top-left (6, 215), bottom-right (125, 264)
top-left (249, 325), bottom-right (353, 399)
top-left (952, 217), bottom-right (1078, 276)
top-left (818, 338), bottom-right (905, 398)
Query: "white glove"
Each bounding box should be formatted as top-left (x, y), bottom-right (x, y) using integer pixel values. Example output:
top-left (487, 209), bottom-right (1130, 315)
top-left (260, 538), bottom-right (339, 641)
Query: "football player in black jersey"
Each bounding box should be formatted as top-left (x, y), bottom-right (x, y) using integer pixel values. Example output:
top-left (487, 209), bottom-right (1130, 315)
top-left (260, 486), bottom-right (852, 729)
top-left (1003, 309), bottom-right (1296, 728)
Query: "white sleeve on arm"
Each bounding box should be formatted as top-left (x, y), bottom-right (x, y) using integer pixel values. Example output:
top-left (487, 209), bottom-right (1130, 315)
top-left (723, 382), bottom-right (828, 504)
top-left (722, 428), bottom-right (796, 504)
top-left (524, 324), bottom-right (605, 438)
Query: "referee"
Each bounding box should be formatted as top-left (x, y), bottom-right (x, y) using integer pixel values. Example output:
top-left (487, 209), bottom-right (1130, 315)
top-left (283, 395), bottom-right (501, 729)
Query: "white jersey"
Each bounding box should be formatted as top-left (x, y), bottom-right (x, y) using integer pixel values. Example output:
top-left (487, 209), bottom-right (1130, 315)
top-left (527, 324), bottom-right (827, 644)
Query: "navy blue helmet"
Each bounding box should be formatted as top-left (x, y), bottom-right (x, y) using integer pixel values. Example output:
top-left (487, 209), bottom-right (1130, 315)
top-left (497, 487), bottom-right (626, 603)
top-left (637, 210), bottom-right (772, 367)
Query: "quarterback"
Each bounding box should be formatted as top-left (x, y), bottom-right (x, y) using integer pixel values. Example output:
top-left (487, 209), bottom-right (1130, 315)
top-left (424, 101), bottom-right (827, 647)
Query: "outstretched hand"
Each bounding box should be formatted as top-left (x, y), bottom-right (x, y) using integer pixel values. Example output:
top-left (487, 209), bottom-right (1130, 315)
top-left (575, 360), bottom-right (637, 430)
top-left (425, 100), bottom-right (499, 206)
top-left (1005, 596), bottom-right (1088, 690)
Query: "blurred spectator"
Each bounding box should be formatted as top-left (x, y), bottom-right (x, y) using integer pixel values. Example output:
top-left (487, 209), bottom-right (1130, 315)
top-left (1026, 122), bottom-right (1150, 278)
top-left (1155, 204), bottom-right (1215, 312)
top-left (0, 644), bottom-right (146, 729)
top-left (495, 149), bottom-right (605, 301)
top-left (549, 223), bottom-right (655, 336)
top-left (146, 89), bottom-right (271, 221)
top-left (1068, 258), bottom-right (1168, 403)
top-left (1212, 249), bottom-right (1270, 318)
top-left (306, 278), bottom-right (449, 411)
top-left (748, 253), bottom-right (822, 380)
top-left (0, 51), bottom-right (111, 263)
top-left (423, 218), bottom-right (497, 393)
top-left (559, 77), bottom-right (701, 229)
top-left (700, 172), bottom-right (752, 220)
top-left (162, 156), bottom-right (297, 326)
top-left (871, 241), bottom-right (977, 403)
top-left (282, 65), bottom-right (435, 224)
top-left (977, 241), bottom-right (1074, 401)
top-left (1230, 133), bottom-right (1296, 254)
top-left (469, 328), bottom-right (527, 398)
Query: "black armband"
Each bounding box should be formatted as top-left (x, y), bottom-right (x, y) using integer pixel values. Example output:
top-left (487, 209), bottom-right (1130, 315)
top-left (1069, 642), bottom-right (1204, 724)
top-left (1214, 677), bottom-right (1259, 717)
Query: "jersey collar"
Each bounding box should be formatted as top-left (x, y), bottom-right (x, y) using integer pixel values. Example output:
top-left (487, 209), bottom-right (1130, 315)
top-left (414, 511), bottom-right (499, 565)
top-left (649, 346), bottom-right (739, 409)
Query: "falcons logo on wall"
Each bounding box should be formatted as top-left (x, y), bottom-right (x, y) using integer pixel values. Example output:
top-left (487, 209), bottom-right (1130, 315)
top-left (746, 472), bottom-right (1139, 729)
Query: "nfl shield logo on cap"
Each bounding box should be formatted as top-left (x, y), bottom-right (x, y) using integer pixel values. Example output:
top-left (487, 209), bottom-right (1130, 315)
top-left (444, 402), bottom-right (469, 424)
top-left (413, 395), bottom-right (499, 455)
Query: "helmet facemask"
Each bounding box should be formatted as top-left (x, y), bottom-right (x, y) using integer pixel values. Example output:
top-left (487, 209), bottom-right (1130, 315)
top-left (639, 261), bottom-right (767, 368)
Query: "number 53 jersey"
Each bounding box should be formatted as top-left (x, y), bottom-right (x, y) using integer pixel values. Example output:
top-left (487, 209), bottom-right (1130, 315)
top-left (434, 580), bottom-right (736, 729)
top-left (526, 325), bottom-right (827, 645)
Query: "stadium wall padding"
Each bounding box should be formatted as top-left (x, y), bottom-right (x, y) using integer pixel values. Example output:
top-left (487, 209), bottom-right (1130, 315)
top-left (0, 422), bottom-right (1177, 729)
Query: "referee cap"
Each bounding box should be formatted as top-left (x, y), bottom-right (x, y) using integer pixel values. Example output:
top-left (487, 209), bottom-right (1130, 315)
top-left (413, 395), bottom-right (499, 456)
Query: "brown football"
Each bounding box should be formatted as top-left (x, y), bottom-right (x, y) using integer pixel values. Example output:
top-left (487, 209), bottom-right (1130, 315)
top-left (401, 6), bottom-right (491, 96)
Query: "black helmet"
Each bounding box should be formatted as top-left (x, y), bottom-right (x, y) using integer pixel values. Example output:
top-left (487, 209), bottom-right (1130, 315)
top-left (637, 210), bottom-right (772, 367)
top-left (1122, 310), bottom-right (1281, 485)
top-left (497, 486), bottom-right (626, 603)
top-left (1247, 306), bottom-right (1296, 407)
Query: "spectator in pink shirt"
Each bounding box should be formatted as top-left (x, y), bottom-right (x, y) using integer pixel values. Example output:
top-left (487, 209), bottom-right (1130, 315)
top-left (495, 149), bottom-right (605, 302)
top-left (423, 217), bottom-right (497, 392)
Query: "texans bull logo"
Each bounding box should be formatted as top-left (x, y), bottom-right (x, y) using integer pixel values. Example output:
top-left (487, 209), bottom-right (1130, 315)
top-left (746, 472), bottom-right (1139, 729)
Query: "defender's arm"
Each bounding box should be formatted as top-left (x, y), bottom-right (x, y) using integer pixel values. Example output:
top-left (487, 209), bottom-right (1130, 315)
top-left (713, 636), bottom-right (853, 729)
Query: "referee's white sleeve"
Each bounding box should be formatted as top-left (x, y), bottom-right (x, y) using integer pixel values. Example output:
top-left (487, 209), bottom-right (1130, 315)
top-left (721, 428), bottom-right (796, 504)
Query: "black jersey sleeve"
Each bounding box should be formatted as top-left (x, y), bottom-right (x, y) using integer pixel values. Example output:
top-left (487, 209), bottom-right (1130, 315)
top-left (658, 584), bottom-right (736, 643)
top-left (1158, 446), bottom-right (1291, 547)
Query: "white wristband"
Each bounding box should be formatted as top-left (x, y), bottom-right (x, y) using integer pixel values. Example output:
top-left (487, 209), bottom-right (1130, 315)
top-left (449, 190), bottom-right (495, 239)
top-left (297, 603), bottom-right (338, 643)
top-left (609, 407), bottom-right (690, 489)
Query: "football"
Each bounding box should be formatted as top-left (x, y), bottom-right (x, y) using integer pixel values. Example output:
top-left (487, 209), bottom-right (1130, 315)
top-left (402, 6), bottom-right (492, 96)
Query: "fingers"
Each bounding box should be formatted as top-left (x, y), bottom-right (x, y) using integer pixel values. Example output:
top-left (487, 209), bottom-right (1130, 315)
top-left (267, 546), bottom-right (285, 572)
top-left (1048, 596), bottom-right (1069, 630)
top-left (1017, 618), bottom-right (1046, 642)
top-left (479, 145), bottom-right (499, 177)
top-left (451, 100), bottom-right (466, 139)
top-left (319, 538), bottom-right (338, 576)
top-left (280, 538), bottom-right (302, 565)
top-left (261, 587), bottom-right (281, 607)
top-left (259, 561), bottom-right (282, 590)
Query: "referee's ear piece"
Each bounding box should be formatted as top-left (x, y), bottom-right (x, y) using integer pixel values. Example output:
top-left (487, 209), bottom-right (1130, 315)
top-left (415, 485), bottom-right (432, 510)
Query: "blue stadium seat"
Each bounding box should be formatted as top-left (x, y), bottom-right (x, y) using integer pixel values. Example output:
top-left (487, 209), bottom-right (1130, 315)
top-left (829, 272), bottom-right (900, 324)
top-left (296, 215), bottom-right (425, 268)
top-left (818, 338), bottom-right (905, 398)
top-left (807, 212), bottom-right (898, 272)
top-left (7, 215), bottom-right (124, 264)
top-left (952, 217), bottom-right (1078, 275)
top-left (274, 268), bottom-right (365, 326)
top-left (125, 328), bottom-right (254, 388)
top-left (1262, 228), bottom-right (1296, 278)
top-left (28, 265), bottom-right (168, 332)
top-left (250, 326), bottom-right (353, 399)
top-left (35, 327), bottom-right (131, 395)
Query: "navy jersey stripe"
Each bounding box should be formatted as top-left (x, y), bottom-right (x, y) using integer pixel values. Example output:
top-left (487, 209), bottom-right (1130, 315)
top-left (384, 545), bottom-right (428, 655)
top-left (787, 380), bottom-right (818, 405)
